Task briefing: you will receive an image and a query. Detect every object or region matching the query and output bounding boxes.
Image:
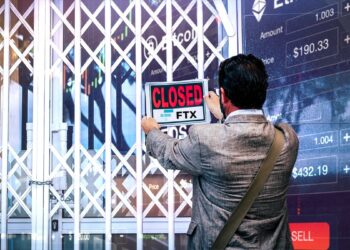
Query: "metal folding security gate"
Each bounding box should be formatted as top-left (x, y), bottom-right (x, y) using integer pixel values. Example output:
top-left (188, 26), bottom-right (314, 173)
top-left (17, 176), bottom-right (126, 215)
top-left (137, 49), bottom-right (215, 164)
top-left (0, 0), bottom-right (239, 249)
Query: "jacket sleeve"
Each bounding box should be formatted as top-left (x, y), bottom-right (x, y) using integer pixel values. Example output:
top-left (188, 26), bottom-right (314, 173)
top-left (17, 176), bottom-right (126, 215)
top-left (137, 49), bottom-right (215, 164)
top-left (145, 126), bottom-right (202, 176)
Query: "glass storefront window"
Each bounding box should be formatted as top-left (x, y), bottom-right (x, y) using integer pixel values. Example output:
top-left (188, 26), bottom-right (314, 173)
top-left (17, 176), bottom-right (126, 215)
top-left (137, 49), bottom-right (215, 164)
top-left (0, 0), bottom-right (229, 248)
top-left (61, 234), bottom-right (188, 250)
top-left (8, 234), bottom-right (31, 250)
top-left (62, 234), bottom-right (104, 250)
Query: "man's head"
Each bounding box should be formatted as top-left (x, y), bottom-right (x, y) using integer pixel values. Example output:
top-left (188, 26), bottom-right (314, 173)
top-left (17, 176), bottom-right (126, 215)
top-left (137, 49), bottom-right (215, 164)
top-left (218, 54), bottom-right (268, 111)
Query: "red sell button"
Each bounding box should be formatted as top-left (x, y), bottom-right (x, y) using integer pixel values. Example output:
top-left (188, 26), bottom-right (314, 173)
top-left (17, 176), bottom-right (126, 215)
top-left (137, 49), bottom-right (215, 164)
top-left (289, 223), bottom-right (330, 250)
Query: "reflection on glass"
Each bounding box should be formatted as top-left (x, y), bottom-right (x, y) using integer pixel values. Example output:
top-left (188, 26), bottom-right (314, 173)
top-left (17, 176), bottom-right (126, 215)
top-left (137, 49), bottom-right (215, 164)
top-left (112, 155), bottom-right (137, 218)
top-left (143, 167), bottom-right (168, 218)
top-left (175, 234), bottom-right (188, 250)
top-left (112, 234), bottom-right (170, 250)
top-left (112, 234), bottom-right (136, 250)
top-left (61, 0), bottom-right (137, 153)
top-left (143, 234), bottom-right (168, 250)
top-left (174, 173), bottom-right (192, 217)
top-left (62, 234), bottom-right (105, 250)
top-left (80, 149), bottom-right (105, 218)
top-left (61, 234), bottom-right (181, 250)
top-left (8, 234), bottom-right (31, 250)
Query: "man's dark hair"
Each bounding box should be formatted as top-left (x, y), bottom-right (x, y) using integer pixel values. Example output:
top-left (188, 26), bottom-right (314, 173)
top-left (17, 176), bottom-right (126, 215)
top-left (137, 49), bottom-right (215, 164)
top-left (218, 54), bottom-right (268, 109)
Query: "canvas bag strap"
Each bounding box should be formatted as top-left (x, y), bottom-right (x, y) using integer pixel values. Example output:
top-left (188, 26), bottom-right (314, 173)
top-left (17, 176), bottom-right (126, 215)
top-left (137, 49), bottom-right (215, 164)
top-left (211, 128), bottom-right (285, 250)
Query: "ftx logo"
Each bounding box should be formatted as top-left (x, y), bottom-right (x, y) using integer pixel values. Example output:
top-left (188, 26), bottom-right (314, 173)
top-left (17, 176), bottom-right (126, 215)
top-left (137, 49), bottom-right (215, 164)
top-left (252, 0), bottom-right (295, 22)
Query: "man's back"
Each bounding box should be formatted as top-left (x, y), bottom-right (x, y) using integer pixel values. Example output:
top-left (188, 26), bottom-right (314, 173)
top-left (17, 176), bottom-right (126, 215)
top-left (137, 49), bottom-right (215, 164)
top-left (146, 114), bottom-right (299, 249)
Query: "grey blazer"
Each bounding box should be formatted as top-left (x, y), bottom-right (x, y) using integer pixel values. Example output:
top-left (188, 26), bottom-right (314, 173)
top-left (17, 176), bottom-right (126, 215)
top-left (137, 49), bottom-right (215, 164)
top-left (146, 114), bottom-right (299, 249)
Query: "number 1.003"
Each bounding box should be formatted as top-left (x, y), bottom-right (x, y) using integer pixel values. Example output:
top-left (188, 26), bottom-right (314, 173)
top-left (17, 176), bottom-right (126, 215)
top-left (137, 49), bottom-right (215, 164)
top-left (315, 8), bottom-right (335, 22)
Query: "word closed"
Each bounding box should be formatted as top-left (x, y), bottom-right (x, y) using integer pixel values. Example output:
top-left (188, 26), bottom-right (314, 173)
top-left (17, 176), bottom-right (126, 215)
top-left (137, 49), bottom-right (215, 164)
top-left (151, 84), bottom-right (203, 109)
top-left (145, 80), bottom-right (210, 126)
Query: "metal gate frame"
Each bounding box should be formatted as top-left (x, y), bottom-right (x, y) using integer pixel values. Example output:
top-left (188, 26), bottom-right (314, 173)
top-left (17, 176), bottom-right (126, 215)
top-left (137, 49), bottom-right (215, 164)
top-left (0, 0), bottom-right (241, 249)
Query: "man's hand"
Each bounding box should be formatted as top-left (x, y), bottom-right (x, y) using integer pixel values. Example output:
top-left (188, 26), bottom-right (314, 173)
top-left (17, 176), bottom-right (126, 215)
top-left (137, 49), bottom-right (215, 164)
top-left (141, 117), bottom-right (160, 134)
top-left (204, 91), bottom-right (223, 120)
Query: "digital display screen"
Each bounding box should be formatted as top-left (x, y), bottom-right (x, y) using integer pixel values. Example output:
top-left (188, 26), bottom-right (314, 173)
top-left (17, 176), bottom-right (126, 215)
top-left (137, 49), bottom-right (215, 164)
top-left (243, 0), bottom-right (350, 248)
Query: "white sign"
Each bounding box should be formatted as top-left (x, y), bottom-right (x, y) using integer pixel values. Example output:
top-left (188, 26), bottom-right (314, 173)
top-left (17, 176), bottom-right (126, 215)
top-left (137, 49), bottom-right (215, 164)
top-left (145, 80), bottom-right (210, 126)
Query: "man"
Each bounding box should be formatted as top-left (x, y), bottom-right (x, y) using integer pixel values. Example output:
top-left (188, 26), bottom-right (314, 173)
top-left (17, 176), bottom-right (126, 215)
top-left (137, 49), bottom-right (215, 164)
top-left (141, 54), bottom-right (298, 249)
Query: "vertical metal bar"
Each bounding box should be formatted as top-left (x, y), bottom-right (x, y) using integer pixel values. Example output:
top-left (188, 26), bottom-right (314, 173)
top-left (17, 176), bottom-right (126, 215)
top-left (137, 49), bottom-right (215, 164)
top-left (51, 0), bottom-right (65, 248)
top-left (43, 0), bottom-right (51, 248)
top-left (105, 0), bottom-right (112, 250)
top-left (52, 0), bottom-right (65, 123)
top-left (236, 0), bottom-right (243, 54)
top-left (51, 0), bottom-right (68, 250)
top-left (135, 0), bottom-right (143, 249)
top-left (33, 0), bottom-right (47, 248)
top-left (1, 0), bottom-right (10, 249)
top-left (197, 0), bottom-right (204, 79)
top-left (227, 0), bottom-right (238, 56)
top-left (74, 0), bottom-right (82, 249)
top-left (32, 0), bottom-right (39, 248)
top-left (166, 1), bottom-right (173, 82)
top-left (31, 0), bottom-right (37, 244)
top-left (166, 0), bottom-right (175, 249)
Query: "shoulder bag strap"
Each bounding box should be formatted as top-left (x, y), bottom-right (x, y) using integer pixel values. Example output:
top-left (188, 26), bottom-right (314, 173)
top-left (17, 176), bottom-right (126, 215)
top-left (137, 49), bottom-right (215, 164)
top-left (211, 128), bottom-right (285, 250)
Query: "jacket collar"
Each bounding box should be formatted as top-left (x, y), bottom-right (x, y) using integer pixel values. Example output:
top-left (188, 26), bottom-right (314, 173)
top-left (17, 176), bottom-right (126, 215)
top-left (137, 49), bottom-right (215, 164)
top-left (224, 109), bottom-right (268, 124)
top-left (226, 109), bottom-right (264, 119)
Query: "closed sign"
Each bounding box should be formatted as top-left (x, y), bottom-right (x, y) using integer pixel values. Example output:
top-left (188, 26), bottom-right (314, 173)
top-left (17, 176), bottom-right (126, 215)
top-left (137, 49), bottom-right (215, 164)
top-left (145, 80), bottom-right (210, 126)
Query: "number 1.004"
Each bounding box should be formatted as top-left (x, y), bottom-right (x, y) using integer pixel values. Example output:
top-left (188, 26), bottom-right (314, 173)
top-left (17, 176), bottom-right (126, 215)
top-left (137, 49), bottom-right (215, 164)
top-left (314, 135), bottom-right (334, 145)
